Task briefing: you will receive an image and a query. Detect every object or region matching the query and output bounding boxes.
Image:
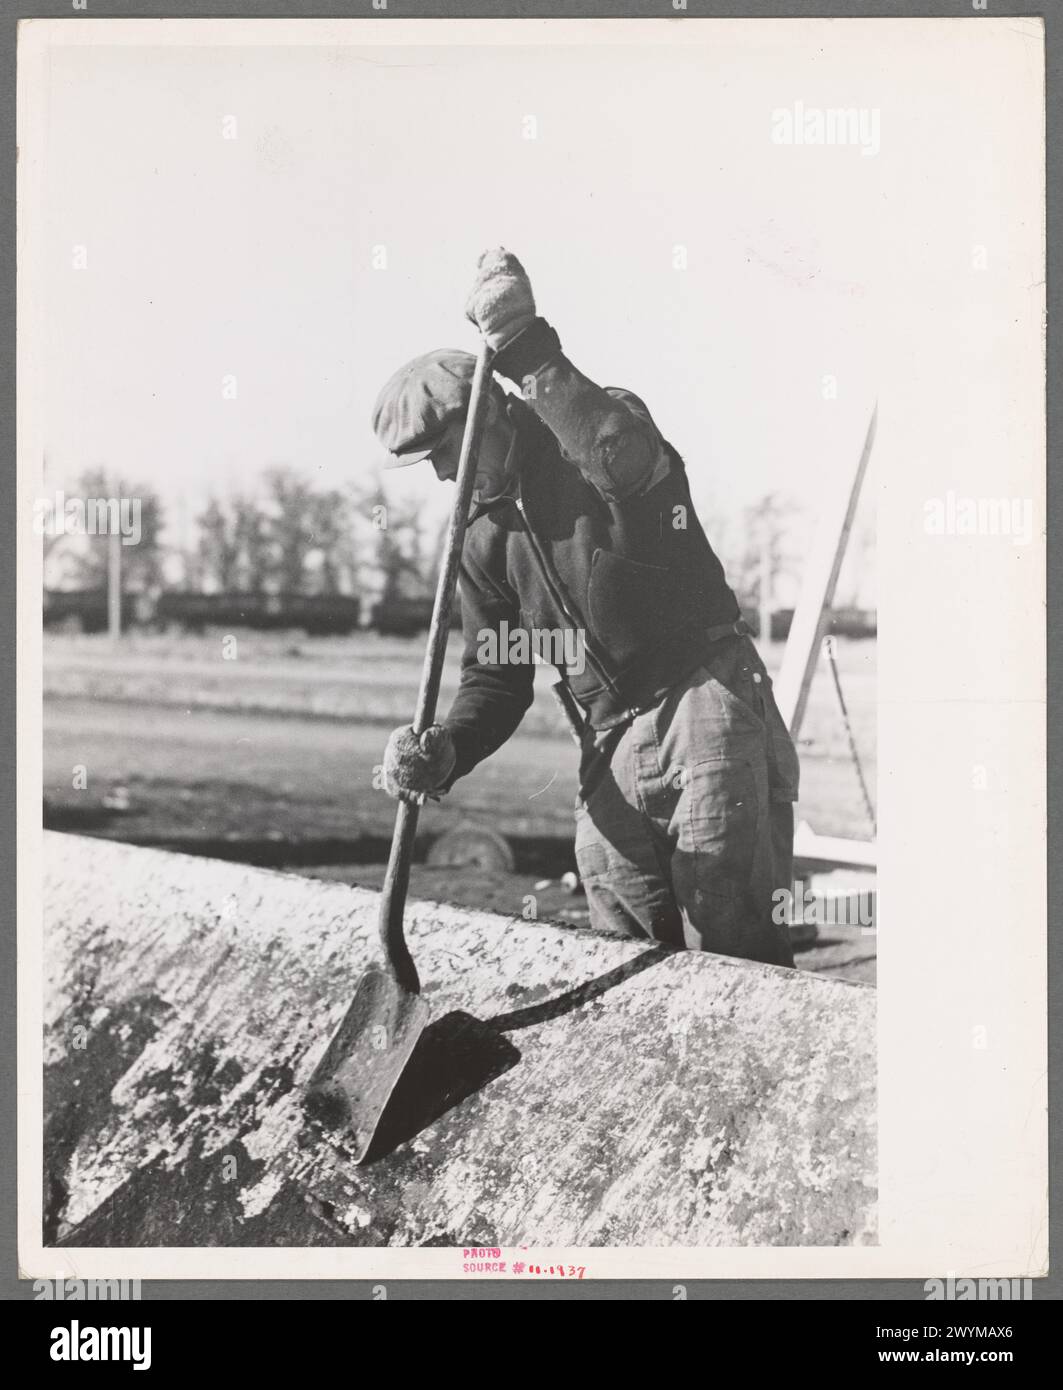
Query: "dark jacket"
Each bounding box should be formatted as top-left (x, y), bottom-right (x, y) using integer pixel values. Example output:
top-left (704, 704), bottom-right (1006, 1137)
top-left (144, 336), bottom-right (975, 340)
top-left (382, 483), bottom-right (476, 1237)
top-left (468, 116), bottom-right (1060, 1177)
top-left (442, 317), bottom-right (741, 783)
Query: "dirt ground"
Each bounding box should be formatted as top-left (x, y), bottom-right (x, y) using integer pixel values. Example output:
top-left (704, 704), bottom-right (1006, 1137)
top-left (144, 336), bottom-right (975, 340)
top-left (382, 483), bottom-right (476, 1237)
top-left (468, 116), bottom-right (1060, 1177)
top-left (42, 630), bottom-right (877, 985)
top-left (43, 628), bottom-right (877, 838)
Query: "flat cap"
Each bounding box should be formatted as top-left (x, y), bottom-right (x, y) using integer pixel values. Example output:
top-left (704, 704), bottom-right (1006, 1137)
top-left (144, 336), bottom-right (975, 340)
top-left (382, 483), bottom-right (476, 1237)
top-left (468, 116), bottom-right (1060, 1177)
top-left (371, 348), bottom-right (478, 468)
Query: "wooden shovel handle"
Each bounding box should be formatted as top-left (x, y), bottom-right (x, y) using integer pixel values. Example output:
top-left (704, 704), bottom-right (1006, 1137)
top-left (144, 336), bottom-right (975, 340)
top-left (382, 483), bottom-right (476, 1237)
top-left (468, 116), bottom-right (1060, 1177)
top-left (377, 339), bottom-right (496, 991)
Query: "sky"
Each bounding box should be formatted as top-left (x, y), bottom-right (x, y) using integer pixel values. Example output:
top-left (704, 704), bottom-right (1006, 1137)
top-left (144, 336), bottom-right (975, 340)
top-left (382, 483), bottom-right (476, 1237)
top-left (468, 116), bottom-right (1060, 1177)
top-left (26, 17), bottom-right (1036, 609)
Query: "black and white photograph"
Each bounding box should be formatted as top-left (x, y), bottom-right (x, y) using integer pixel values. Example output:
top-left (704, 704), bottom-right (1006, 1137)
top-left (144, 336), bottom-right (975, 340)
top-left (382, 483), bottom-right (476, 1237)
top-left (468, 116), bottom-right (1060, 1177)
top-left (15, 14), bottom-right (1045, 1284)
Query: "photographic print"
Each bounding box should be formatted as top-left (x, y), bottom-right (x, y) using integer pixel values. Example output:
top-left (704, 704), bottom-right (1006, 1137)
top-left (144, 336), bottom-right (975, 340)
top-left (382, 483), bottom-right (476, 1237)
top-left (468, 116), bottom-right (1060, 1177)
top-left (16, 15), bottom-right (1045, 1282)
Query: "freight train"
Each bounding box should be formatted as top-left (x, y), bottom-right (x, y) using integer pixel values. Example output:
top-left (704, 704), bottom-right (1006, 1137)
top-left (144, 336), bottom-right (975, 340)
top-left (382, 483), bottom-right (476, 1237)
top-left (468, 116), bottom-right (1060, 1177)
top-left (43, 589), bottom-right (362, 636)
top-left (42, 589), bottom-right (876, 641)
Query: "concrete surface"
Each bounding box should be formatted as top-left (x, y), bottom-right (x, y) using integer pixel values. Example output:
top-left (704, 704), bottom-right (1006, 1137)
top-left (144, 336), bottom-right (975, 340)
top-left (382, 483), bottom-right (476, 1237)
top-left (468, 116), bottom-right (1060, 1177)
top-left (43, 832), bottom-right (877, 1247)
top-left (302, 863), bottom-right (879, 986)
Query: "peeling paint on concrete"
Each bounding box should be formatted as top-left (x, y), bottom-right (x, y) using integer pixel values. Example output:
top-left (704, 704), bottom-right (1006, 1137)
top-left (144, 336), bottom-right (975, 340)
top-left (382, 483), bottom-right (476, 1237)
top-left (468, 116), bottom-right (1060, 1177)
top-left (43, 832), bottom-right (876, 1246)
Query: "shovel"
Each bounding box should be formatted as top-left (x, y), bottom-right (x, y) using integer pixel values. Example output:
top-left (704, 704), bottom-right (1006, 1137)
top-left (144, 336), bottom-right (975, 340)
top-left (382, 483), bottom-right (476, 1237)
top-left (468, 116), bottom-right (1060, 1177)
top-left (306, 338), bottom-right (496, 1161)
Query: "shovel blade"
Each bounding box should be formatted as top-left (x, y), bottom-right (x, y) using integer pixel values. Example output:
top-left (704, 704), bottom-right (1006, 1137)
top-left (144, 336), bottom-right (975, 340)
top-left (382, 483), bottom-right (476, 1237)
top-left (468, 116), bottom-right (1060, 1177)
top-left (306, 968), bottom-right (431, 1163)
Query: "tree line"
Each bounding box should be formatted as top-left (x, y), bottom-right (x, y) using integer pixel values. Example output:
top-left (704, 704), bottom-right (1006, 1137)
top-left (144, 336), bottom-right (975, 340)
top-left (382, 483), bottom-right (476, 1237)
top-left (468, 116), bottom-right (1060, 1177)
top-left (43, 466), bottom-right (874, 614)
top-left (45, 465), bottom-right (439, 607)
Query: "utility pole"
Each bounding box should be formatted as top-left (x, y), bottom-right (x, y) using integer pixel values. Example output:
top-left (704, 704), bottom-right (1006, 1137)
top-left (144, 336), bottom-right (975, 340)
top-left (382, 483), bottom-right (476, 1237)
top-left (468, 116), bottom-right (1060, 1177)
top-left (108, 482), bottom-right (122, 640)
top-left (758, 527), bottom-right (773, 647)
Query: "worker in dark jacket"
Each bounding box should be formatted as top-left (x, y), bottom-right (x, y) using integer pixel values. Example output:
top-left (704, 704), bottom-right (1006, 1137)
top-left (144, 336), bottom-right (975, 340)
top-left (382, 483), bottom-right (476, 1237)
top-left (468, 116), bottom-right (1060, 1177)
top-left (372, 250), bottom-right (800, 967)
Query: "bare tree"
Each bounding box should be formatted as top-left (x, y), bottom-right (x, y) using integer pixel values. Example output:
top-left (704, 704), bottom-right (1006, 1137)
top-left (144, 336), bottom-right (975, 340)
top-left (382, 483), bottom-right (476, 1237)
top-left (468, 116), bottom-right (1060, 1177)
top-left (66, 467), bottom-right (166, 591)
top-left (232, 493), bottom-right (272, 593)
top-left (730, 491), bottom-right (804, 612)
top-left (196, 498), bottom-right (241, 592)
top-left (364, 481), bottom-right (432, 605)
top-left (265, 467), bottom-right (316, 593)
top-left (306, 487), bottom-right (356, 595)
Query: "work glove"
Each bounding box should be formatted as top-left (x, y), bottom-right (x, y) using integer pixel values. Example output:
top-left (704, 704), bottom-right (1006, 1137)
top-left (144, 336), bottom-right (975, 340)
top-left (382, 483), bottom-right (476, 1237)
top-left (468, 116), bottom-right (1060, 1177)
top-left (382, 723), bottom-right (457, 804)
top-left (464, 248), bottom-right (536, 351)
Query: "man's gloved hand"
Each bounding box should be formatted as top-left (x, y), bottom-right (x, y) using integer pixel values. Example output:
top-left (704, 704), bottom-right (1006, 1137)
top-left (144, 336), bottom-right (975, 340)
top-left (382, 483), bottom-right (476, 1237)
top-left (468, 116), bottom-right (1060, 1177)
top-left (464, 248), bottom-right (536, 351)
top-left (382, 723), bottom-right (457, 804)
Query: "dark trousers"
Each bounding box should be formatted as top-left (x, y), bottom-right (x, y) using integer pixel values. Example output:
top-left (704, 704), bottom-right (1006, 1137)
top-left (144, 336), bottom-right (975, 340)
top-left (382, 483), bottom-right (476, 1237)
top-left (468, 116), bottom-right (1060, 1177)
top-left (574, 636), bottom-right (800, 967)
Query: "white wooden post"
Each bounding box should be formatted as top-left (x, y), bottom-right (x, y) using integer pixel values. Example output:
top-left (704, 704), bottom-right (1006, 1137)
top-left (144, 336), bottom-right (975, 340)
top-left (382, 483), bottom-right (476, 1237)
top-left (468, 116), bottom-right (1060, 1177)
top-left (774, 404), bottom-right (877, 738)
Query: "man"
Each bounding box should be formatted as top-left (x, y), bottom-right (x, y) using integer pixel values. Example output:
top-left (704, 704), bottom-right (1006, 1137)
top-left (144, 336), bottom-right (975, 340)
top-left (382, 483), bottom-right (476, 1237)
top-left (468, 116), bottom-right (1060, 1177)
top-left (372, 249), bottom-right (800, 967)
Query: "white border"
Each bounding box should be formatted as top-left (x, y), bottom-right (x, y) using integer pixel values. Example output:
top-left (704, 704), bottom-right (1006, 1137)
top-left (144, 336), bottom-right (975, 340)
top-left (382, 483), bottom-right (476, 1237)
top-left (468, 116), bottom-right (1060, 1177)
top-left (17, 15), bottom-right (1048, 1280)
